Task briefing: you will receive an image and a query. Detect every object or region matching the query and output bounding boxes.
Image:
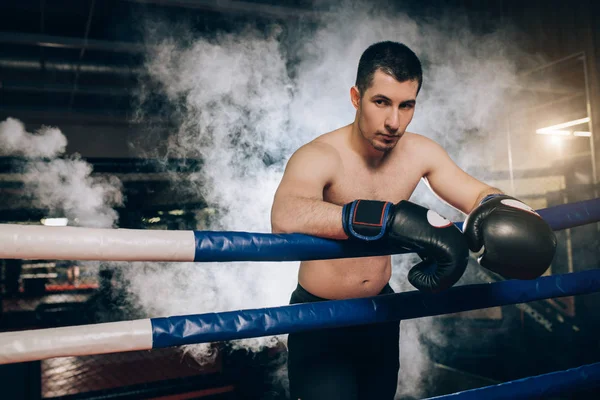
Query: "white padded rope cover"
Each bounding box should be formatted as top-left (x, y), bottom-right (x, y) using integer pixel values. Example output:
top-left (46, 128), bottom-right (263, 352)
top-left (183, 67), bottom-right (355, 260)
top-left (0, 319), bottom-right (153, 364)
top-left (0, 224), bottom-right (196, 261)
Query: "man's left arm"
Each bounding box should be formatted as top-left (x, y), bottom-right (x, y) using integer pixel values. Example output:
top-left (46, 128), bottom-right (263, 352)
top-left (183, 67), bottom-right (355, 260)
top-left (420, 139), bottom-right (501, 215)
top-left (421, 137), bottom-right (557, 280)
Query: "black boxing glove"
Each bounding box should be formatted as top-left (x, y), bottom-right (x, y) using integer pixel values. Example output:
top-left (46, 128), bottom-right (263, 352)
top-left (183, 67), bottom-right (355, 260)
top-left (463, 194), bottom-right (557, 279)
top-left (342, 199), bottom-right (469, 293)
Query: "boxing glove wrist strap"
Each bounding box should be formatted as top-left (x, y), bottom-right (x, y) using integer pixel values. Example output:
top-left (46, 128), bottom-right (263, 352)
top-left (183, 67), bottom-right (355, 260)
top-left (480, 193), bottom-right (507, 205)
top-left (342, 200), bottom-right (393, 241)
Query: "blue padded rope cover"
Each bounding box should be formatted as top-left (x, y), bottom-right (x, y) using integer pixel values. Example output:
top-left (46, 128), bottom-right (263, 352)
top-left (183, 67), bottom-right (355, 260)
top-left (192, 231), bottom-right (406, 262)
top-left (425, 361), bottom-right (600, 399)
top-left (192, 198), bottom-right (600, 262)
top-left (537, 197), bottom-right (600, 231)
top-left (151, 268), bottom-right (600, 348)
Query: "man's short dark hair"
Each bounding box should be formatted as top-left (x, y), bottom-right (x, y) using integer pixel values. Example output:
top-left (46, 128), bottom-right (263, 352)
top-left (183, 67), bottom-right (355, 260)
top-left (355, 41), bottom-right (423, 95)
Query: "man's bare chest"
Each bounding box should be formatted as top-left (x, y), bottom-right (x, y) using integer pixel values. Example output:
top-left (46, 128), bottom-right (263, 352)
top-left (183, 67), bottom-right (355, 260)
top-left (324, 162), bottom-right (422, 205)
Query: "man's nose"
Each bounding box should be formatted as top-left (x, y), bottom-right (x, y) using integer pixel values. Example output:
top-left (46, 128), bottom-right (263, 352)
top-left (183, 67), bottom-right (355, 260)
top-left (385, 112), bottom-right (400, 133)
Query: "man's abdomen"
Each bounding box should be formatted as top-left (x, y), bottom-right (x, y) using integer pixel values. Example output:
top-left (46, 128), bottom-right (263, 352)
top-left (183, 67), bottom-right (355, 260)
top-left (297, 256), bottom-right (392, 300)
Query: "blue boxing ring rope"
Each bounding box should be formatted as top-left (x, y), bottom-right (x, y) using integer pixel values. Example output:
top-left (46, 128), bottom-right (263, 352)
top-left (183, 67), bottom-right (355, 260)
top-left (0, 197), bottom-right (599, 399)
top-left (425, 361), bottom-right (600, 399)
top-left (189, 197), bottom-right (600, 262)
top-left (151, 268), bottom-right (600, 348)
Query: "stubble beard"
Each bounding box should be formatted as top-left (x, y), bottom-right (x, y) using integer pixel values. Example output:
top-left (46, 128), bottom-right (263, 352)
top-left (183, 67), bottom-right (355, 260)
top-left (358, 124), bottom-right (398, 153)
top-left (371, 137), bottom-right (396, 152)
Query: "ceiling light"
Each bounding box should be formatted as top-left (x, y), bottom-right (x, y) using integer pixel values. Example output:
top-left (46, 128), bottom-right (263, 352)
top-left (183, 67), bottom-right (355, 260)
top-left (573, 131), bottom-right (592, 137)
top-left (536, 130), bottom-right (571, 136)
top-left (536, 117), bottom-right (590, 134)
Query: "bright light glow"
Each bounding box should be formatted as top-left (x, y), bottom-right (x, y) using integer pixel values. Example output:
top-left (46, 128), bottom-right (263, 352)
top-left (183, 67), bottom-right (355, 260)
top-left (536, 117), bottom-right (590, 135)
top-left (550, 136), bottom-right (564, 146)
top-left (147, 217), bottom-right (161, 223)
top-left (41, 218), bottom-right (68, 226)
top-left (536, 130), bottom-right (571, 136)
top-left (573, 131), bottom-right (592, 137)
top-left (168, 209), bottom-right (185, 216)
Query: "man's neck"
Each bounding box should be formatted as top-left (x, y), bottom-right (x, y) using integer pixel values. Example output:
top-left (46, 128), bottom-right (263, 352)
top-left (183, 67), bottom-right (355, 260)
top-left (348, 121), bottom-right (389, 168)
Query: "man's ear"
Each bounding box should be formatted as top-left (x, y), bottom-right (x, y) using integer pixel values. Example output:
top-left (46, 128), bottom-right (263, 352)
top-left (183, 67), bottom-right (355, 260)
top-left (350, 86), bottom-right (361, 110)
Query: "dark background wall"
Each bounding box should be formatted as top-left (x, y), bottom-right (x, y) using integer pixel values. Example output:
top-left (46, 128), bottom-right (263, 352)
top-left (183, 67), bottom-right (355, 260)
top-left (1, 1), bottom-right (599, 400)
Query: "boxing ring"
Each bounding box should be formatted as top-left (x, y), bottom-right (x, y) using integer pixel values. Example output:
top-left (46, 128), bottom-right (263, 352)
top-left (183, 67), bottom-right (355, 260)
top-left (1, 197), bottom-right (599, 399)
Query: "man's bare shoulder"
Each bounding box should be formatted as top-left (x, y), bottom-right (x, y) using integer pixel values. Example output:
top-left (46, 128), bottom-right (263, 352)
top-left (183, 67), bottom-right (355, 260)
top-left (401, 132), bottom-right (453, 176)
top-left (399, 131), bottom-right (448, 158)
top-left (286, 132), bottom-right (343, 173)
top-left (296, 138), bottom-right (338, 158)
top-left (294, 128), bottom-right (346, 161)
top-left (402, 131), bottom-right (442, 149)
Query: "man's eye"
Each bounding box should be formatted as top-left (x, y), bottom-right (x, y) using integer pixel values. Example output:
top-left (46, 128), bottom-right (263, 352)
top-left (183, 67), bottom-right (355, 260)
top-left (375, 100), bottom-right (386, 105)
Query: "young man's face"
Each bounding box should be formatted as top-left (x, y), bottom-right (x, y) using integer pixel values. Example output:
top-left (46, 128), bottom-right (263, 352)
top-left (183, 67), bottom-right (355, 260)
top-left (352, 70), bottom-right (419, 152)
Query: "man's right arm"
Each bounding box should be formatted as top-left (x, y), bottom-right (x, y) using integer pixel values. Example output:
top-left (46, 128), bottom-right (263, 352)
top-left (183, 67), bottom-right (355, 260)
top-left (270, 143), bottom-right (348, 240)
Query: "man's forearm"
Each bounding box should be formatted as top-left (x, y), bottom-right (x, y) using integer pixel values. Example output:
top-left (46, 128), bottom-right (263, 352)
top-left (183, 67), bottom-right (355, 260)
top-left (271, 196), bottom-right (348, 240)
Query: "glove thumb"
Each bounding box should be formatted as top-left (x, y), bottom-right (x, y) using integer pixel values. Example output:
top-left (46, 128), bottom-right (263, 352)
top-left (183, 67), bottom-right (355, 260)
top-left (408, 255), bottom-right (467, 293)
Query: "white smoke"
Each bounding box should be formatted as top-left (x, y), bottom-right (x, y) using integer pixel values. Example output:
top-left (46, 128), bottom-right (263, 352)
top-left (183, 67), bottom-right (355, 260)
top-left (0, 117), bottom-right (123, 228)
top-left (24, 157), bottom-right (123, 228)
top-left (128, 1), bottom-right (524, 397)
top-left (130, 25), bottom-right (299, 326)
top-left (0, 118), bottom-right (66, 157)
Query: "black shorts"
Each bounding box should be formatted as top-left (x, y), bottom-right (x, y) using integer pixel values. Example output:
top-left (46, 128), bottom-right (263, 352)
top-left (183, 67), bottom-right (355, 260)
top-left (287, 283), bottom-right (400, 400)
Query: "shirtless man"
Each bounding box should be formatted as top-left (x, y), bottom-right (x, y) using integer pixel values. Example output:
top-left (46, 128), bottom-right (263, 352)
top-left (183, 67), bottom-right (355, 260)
top-left (270, 41), bottom-right (556, 400)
